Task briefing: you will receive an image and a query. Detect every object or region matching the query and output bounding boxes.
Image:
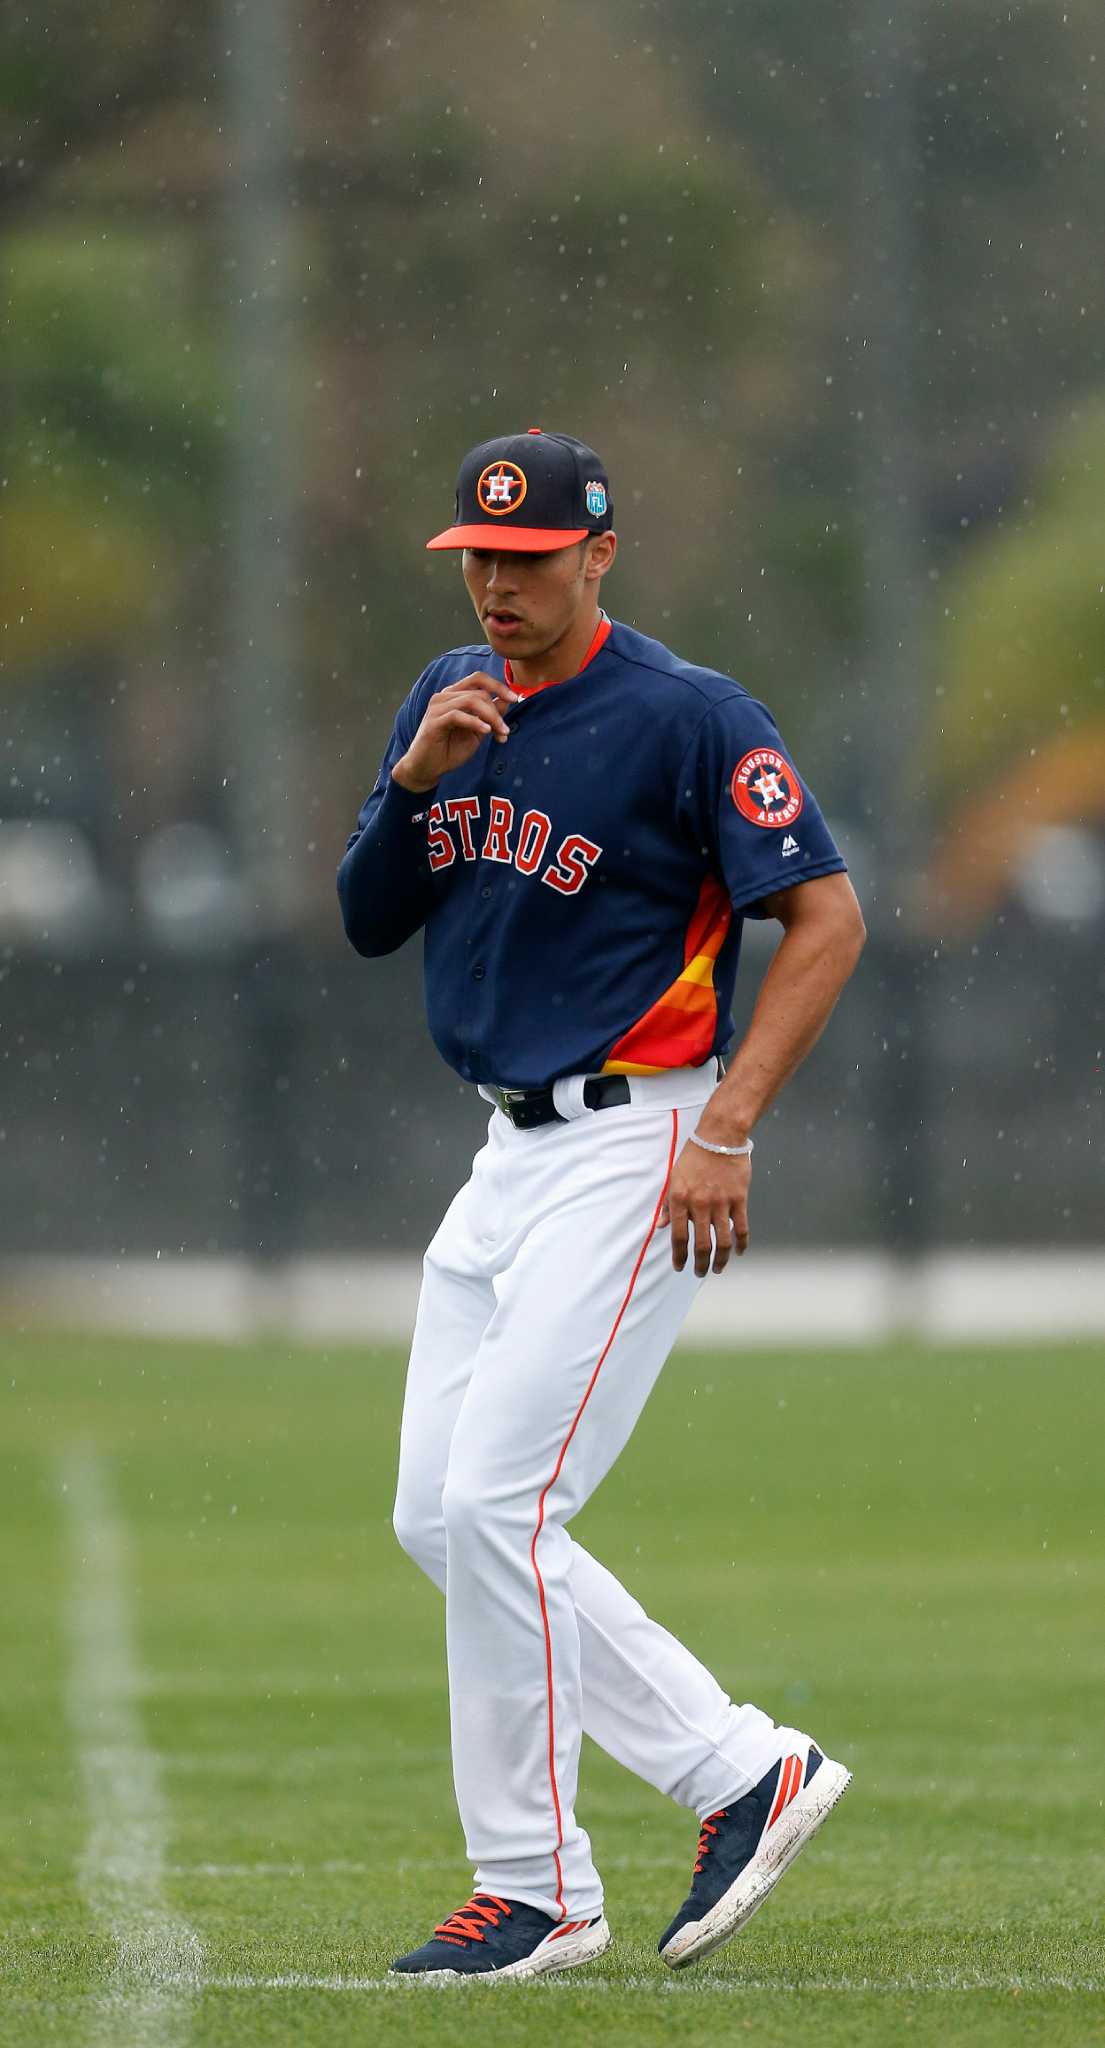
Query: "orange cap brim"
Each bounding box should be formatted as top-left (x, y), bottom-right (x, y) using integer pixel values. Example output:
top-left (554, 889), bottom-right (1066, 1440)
top-left (426, 524), bottom-right (590, 552)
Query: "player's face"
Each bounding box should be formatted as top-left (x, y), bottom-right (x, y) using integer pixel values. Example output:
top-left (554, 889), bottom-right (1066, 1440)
top-left (461, 538), bottom-right (612, 662)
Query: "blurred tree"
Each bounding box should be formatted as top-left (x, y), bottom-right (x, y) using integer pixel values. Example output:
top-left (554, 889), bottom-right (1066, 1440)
top-left (928, 404), bottom-right (1105, 925)
top-left (2, 227), bottom-right (222, 669)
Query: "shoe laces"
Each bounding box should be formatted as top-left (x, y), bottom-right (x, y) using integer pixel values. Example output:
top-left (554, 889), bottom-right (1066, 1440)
top-left (434, 1894), bottom-right (512, 1944)
top-left (694, 1809), bottom-right (727, 1874)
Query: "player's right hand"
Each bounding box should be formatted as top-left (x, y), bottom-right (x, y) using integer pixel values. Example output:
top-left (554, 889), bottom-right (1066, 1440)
top-left (391, 671), bottom-right (520, 793)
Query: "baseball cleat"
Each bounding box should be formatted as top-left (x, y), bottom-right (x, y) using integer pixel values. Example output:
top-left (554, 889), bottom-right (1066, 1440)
top-left (389, 1892), bottom-right (612, 1980)
top-left (658, 1740), bottom-right (851, 1970)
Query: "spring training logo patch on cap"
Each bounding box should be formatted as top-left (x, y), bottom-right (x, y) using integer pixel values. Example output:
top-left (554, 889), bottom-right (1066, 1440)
top-left (477, 461), bottom-right (528, 516)
top-left (584, 479), bottom-right (608, 519)
top-left (731, 747), bottom-right (805, 829)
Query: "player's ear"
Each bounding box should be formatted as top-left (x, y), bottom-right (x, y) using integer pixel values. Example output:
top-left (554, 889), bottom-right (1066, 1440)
top-left (584, 532), bottom-right (616, 582)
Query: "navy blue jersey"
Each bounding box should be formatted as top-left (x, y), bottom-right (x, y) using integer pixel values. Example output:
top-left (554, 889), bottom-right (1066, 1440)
top-left (337, 619), bottom-right (846, 1090)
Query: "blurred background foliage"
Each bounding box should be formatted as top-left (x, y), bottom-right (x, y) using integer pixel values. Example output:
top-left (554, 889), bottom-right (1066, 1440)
top-left (932, 404), bottom-right (1105, 922)
top-left (4, 0), bottom-right (1102, 931)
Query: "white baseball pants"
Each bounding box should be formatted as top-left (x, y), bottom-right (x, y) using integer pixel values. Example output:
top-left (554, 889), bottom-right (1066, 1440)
top-left (393, 1064), bottom-right (790, 1921)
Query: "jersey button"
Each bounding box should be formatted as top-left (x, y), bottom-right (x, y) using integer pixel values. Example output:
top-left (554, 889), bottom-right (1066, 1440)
top-left (493, 759), bottom-right (506, 776)
top-left (472, 964), bottom-right (486, 981)
top-left (481, 885), bottom-right (492, 899)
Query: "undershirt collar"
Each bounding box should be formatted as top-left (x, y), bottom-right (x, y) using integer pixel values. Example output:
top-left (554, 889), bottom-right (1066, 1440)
top-left (504, 612), bottom-right (612, 697)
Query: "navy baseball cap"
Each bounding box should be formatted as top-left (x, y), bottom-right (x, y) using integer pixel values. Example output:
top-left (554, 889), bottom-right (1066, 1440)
top-left (426, 428), bottom-right (614, 552)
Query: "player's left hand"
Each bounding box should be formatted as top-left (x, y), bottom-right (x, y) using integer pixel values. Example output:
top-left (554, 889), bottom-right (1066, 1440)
top-left (660, 1142), bottom-right (751, 1275)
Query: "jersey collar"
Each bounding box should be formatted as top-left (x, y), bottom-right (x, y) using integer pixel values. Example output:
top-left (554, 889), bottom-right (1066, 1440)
top-left (503, 613), bottom-right (612, 697)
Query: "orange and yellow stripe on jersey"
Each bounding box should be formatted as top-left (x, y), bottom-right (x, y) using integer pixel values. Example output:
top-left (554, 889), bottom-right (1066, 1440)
top-left (601, 875), bottom-right (732, 1077)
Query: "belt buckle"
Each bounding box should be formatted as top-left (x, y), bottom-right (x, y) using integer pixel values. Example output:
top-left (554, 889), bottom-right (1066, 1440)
top-left (493, 1086), bottom-right (528, 1126)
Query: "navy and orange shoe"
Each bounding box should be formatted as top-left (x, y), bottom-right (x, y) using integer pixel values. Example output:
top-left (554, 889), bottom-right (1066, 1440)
top-left (658, 1740), bottom-right (852, 1969)
top-left (390, 1893), bottom-right (612, 1981)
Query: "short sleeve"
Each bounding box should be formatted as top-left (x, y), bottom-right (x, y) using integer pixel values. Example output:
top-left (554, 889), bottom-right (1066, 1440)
top-left (677, 694), bottom-right (846, 918)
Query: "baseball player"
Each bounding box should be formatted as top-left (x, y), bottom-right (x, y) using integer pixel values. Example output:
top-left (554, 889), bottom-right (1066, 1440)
top-left (338, 429), bottom-right (865, 1980)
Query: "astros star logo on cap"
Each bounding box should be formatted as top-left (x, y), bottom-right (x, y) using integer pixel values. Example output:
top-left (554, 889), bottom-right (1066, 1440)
top-left (477, 461), bottom-right (528, 516)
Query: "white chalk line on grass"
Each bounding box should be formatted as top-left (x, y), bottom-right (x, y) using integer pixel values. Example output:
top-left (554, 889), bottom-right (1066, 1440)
top-left (59, 1445), bottom-right (204, 2042)
top-left (202, 1970), bottom-right (1104, 1997)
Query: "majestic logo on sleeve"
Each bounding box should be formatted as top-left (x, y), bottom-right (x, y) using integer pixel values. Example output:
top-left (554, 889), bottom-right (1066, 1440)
top-left (476, 461), bottom-right (528, 516)
top-left (731, 747), bottom-right (804, 830)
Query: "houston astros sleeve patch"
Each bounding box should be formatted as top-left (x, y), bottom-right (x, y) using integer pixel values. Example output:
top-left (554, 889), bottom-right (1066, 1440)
top-left (678, 695), bottom-right (846, 918)
top-left (730, 748), bottom-right (805, 830)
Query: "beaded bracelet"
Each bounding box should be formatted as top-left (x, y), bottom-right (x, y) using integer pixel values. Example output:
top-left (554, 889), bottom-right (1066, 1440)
top-left (689, 1132), bottom-right (754, 1158)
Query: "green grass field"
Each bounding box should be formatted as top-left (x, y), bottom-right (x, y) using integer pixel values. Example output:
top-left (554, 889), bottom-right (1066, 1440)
top-left (2, 1330), bottom-right (1103, 2047)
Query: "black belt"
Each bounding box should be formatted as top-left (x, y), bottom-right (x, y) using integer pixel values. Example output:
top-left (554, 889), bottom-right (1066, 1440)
top-left (487, 1075), bottom-right (632, 1130)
